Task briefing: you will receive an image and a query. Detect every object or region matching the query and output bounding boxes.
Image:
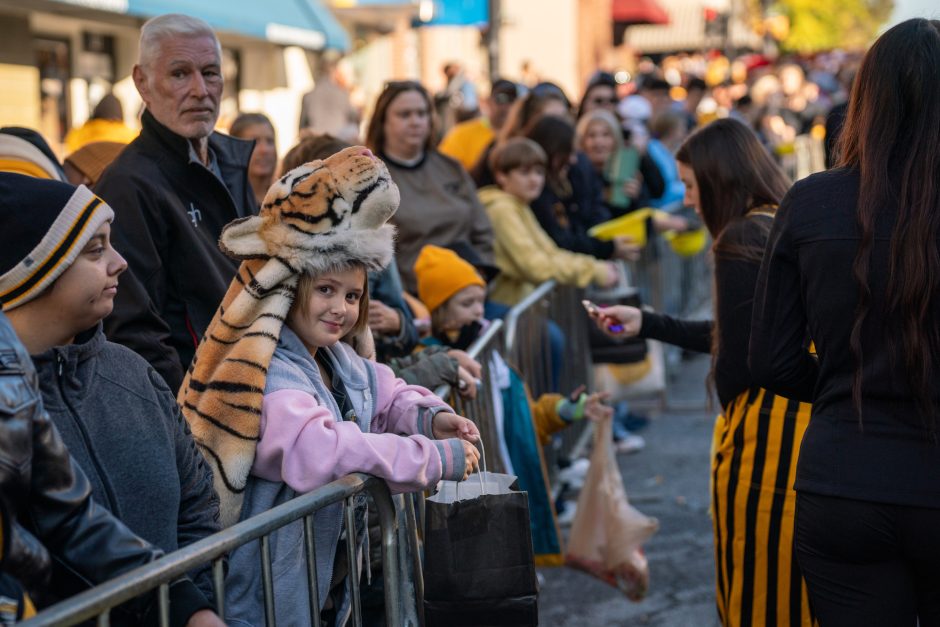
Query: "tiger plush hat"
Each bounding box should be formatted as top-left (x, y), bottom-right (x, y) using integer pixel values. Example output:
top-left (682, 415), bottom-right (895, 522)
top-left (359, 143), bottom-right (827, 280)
top-left (178, 146), bottom-right (399, 526)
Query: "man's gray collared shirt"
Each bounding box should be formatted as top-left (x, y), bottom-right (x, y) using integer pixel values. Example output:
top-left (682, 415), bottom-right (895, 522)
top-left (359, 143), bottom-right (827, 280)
top-left (187, 140), bottom-right (224, 182)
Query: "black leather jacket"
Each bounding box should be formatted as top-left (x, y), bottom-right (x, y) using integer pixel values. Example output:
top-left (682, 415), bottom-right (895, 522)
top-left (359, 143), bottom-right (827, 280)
top-left (0, 312), bottom-right (199, 624)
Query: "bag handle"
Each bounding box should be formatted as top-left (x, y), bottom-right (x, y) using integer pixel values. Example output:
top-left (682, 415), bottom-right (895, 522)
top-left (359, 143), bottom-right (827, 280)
top-left (455, 436), bottom-right (487, 500)
top-left (477, 436), bottom-right (487, 494)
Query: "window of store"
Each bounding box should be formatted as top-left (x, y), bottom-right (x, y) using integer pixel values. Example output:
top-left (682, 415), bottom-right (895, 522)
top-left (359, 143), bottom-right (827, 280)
top-left (34, 36), bottom-right (71, 144)
top-left (220, 47), bottom-right (241, 127)
top-left (78, 32), bottom-right (117, 112)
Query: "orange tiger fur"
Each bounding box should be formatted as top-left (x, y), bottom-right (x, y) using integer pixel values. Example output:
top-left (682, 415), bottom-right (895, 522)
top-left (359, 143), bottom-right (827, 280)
top-left (178, 147), bottom-right (399, 526)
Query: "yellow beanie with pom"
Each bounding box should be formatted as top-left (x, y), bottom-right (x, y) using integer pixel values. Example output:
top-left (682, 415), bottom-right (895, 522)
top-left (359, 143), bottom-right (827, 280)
top-left (414, 245), bottom-right (485, 313)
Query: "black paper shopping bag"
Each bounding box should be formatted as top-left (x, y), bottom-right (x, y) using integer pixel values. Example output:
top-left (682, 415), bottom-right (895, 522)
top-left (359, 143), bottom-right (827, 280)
top-left (423, 473), bottom-right (539, 626)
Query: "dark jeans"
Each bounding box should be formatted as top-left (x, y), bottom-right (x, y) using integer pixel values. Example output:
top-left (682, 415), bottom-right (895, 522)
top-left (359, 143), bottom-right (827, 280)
top-left (795, 491), bottom-right (940, 626)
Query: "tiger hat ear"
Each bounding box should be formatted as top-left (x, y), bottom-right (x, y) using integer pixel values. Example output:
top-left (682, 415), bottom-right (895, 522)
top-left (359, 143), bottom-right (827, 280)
top-left (219, 215), bottom-right (270, 259)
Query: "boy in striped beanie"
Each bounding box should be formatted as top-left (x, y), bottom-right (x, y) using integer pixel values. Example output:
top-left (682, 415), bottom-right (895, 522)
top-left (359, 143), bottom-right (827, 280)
top-left (0, 173), bottom-right (114, 311)
top-left (0, 172), bottom-right (224, 625)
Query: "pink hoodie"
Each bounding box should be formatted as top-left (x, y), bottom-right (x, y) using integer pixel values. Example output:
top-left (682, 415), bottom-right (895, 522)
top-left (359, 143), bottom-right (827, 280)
top-left (250, 339), bottom-right (466, 494)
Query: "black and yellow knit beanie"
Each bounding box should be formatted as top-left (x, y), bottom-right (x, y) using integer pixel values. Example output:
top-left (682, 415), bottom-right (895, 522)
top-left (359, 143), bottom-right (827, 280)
top-left (0, 173), bottom-right (114, 310)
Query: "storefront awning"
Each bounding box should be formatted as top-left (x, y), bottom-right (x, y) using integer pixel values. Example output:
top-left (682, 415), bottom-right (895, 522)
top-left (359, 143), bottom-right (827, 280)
top-left (52, 0), bottom-right (350, 51)
top-left (622, 0), bottom-right (761, 53)
top-left (420, 0), bottom-right (487, 27)
top-left (612, 0), bottom-right (670, 26)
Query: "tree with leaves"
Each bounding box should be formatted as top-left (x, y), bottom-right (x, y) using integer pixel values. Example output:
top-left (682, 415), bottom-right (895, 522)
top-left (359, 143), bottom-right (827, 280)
top-left (771, 0), bottom-right (894, 52)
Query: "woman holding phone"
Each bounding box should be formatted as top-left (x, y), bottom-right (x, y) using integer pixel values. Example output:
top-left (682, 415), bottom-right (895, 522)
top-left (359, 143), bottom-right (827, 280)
top-left (591, 118), bottom-right (814, 627)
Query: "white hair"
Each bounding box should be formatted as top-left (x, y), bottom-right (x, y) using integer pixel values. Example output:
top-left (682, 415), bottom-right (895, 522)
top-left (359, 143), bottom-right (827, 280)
top-left (138, 14), bottom-right (221, 68)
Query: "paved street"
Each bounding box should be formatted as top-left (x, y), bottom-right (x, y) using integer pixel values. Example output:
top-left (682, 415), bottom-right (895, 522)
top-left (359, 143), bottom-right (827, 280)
top-left (538, 354), bottom-right (721, 627)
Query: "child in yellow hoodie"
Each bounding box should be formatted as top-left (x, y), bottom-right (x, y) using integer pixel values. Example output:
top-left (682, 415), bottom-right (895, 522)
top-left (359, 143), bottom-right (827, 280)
top-left (477, 138), bottom-right (619, 306)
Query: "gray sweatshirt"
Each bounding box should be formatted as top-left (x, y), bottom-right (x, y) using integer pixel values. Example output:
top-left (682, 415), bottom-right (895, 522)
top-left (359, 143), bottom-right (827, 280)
top-left (31, 325), bottom-right (220, 611)
top-left (382, 149), bottom-right (494, 293)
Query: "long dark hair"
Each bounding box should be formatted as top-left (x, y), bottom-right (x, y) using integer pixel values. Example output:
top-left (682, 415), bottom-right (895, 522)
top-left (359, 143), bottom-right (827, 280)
top-left (676, 118), bottom-right (790, 263)
top-left (524, 115), bottom-right (575, 194)
top-left (496, 87), bottom-right (570, 144)
top-left (837, 19), bottom-right (940, 429)
top-left (676, 118), bottom-right (790, 401)
top-left (364, 81), bottom-right (436, 155)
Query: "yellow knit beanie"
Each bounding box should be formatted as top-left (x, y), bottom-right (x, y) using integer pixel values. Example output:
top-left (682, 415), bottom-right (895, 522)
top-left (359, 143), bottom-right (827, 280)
top-left (414, 245), bottom-right (485, 313)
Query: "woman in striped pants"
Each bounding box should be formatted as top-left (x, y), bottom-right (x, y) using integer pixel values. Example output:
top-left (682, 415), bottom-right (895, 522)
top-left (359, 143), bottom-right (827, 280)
top-left (592, 118), bottom-right (814, 626)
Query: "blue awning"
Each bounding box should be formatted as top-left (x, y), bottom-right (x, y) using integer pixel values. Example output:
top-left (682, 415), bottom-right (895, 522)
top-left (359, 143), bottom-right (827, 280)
top-left (53, 0), bottom-right (350, 51)
top-left (334, 0), bottom-right (416, 4)
top-left (420, 0), bottom-right (487, 27)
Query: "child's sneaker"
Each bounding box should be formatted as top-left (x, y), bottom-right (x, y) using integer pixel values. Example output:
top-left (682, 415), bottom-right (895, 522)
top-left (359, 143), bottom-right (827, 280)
top-left (557, 458), bottom-right (590, 489)
top-left (556, 501), bottom-right (578, 527)
top-left (614, 433), bottom-right (646, 454)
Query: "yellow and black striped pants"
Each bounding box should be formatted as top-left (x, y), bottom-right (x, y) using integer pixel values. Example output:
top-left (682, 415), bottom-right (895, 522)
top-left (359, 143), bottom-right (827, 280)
top-left (712, 388), bottom-right (815, 627)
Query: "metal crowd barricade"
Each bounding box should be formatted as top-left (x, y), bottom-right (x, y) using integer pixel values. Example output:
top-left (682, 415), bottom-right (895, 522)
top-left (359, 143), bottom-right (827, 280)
top-left (630, 230), bottom-right (712, 383)
top-left (794, 134), bottom-right (826, 182)
top-left (504, 281), bottom-right (596, 479)
top-left (433, 318), bottom-right (507, 473)
top-left (22, 474), bottom-right (415, 627)
top-left (429, 281), bottom-right (596, 482)
top-left (545, 283), bottom-right (596, 462)
top-left (780, 134), bottom-right (826, 183)
top-left (504, 281), bottom-right (556, 399)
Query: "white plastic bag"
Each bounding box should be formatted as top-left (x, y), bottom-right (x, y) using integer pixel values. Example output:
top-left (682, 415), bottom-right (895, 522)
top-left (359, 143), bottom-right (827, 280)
top-left (565, 418), bottom-right (659, 601)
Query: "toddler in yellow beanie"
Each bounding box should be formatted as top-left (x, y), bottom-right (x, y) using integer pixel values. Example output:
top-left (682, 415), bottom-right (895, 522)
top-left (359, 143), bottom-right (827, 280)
top-left (413, 242), bottom-right (615, 566)
top-left (414, 244), bottom-right (488, 350)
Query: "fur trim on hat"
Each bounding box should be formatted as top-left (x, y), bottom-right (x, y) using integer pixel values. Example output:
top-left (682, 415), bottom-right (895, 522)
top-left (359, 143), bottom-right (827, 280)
top-left (179, 146), bottom-right (399, 526)
top-left (220, 217), bottom-right (397, 277)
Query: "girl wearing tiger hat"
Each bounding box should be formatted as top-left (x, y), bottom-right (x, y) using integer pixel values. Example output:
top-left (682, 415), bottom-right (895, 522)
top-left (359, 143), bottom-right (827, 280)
top-left (178, 146), bottom-right (480, 626)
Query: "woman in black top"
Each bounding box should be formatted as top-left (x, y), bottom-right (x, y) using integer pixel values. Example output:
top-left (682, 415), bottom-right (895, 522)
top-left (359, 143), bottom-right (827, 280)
top-left (593, 118), bottom-right (814, 627)
top-left (749, 19), bottom-right (940, 626)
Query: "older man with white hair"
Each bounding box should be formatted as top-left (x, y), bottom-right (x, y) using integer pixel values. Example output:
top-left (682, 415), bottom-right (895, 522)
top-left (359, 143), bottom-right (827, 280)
top-left (96, 14), bottom-right (257, 391)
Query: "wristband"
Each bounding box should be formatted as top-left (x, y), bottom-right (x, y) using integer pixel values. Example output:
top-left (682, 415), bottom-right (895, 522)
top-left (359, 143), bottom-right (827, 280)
top-left (556, 393), bottom-right (588, 421)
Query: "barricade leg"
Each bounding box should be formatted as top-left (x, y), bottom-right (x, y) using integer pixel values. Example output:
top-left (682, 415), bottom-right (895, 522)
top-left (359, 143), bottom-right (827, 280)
top-left (260, 535), bottom-right (276, 627)
top-left (344, 499), bottom-right (363, 627)
top-left (367, 482), bottom-right (407, 627)
top-left (303, 515), bottom-right (321, 625)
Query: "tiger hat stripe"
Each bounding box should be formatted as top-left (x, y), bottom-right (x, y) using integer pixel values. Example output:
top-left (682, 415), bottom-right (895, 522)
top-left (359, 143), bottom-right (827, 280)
top-left (178, 147), bottom-right (399, 526)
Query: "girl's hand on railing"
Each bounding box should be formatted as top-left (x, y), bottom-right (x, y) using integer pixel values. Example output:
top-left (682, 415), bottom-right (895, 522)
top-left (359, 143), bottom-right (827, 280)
top-left (460, 440), bottom-right (481, 481)
top-left (433, 412), bottom-right (480, 442)
top-left (448, 349), bottom-right (482, 379)
top-left (590, 305), bottom-right (642, 338)
top-left (455, 366), bottom-right (478, 399)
